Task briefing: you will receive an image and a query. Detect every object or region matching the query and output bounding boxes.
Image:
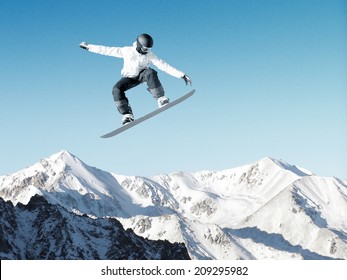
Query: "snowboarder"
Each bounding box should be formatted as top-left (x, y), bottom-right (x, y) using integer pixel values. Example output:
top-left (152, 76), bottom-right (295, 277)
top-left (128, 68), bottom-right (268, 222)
top-left (79, 34), bottom-right (192, 125)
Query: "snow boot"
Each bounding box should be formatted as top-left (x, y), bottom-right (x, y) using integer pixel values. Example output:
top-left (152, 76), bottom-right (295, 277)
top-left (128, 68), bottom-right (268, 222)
top-left (157, 96), bottom-right (170, 108)
top-left (122, 113), bottom-right (134, 125)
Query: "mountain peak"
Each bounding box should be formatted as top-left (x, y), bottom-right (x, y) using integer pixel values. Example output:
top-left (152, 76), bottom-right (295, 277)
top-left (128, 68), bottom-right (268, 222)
top-left (50, 149), bottom-right (77, 162)
top-left (259, 157), bottom-right (314, 177)
top-left (42, 149), bottom-right (85, 173)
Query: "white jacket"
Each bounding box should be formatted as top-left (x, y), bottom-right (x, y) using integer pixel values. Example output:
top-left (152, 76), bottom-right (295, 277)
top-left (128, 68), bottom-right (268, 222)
top-left (88, 42), bottom-right (185, 79)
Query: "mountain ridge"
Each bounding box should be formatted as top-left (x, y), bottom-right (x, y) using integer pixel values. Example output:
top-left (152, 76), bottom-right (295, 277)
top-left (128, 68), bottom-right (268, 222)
top-left (1, 150), bottom-right (346, 259)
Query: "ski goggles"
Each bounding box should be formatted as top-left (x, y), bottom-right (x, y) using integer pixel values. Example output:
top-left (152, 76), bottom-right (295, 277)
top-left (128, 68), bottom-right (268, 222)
top-left (140, 46), bottom-right (151, 52)
top-left (136, 41), bottom-right (151, 54)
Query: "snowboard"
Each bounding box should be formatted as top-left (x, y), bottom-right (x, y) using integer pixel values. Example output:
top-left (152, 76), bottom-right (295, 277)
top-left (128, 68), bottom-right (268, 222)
top-left (101, 89), bottom-right (195, 138)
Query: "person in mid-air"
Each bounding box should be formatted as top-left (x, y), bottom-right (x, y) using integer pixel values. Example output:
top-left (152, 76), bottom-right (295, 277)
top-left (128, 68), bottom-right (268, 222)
top-left (79, 33), bottom-right (192, 125)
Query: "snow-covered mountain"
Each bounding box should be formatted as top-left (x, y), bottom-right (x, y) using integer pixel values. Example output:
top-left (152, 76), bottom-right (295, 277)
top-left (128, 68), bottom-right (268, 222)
top-left (1, 150), bottom-right (346, 259)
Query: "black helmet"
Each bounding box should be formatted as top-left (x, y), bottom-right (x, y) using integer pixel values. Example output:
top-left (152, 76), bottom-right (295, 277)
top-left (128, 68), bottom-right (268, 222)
top-left (136, 33), bottom-right (153, 54)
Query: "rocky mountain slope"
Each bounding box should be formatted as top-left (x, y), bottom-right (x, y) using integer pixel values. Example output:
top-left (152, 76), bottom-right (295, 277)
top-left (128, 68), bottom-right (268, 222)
top-left (0, 195), bottom-right (189, 260)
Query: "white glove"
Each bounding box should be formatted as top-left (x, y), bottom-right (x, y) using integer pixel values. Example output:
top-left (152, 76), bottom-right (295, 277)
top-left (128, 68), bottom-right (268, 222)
top-left (182, 75), bottom-right (192, 86)
top-left (79, 42), bottom-right (89, 50)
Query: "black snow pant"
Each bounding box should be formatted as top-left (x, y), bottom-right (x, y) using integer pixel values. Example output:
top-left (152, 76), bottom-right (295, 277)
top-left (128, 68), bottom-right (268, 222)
top-left (112, 68), bottom-right (165, 115)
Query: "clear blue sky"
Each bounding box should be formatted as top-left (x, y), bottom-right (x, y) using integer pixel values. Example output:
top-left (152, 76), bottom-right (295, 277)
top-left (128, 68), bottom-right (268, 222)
top-left (1, 0), bottom-right (346, 179)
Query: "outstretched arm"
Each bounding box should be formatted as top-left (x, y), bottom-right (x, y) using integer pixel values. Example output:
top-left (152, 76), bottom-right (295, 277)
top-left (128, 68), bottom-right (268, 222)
top-left (79, 42), bottom-right (123, 58)
top-left (150, 54), bottom-right (192, 85)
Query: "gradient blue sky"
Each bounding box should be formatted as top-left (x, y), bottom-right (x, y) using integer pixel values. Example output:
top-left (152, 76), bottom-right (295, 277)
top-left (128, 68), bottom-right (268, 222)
top-left (1, 0), bottom-right (346, 179)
